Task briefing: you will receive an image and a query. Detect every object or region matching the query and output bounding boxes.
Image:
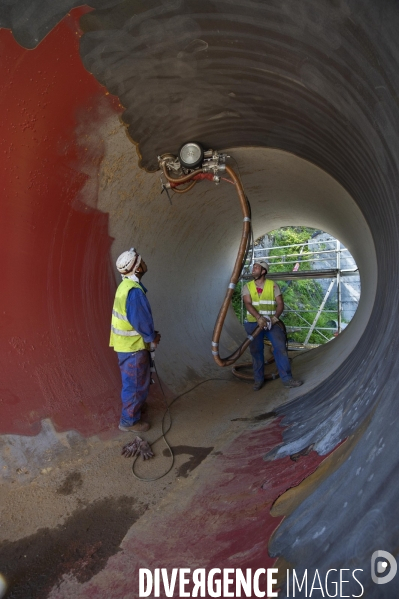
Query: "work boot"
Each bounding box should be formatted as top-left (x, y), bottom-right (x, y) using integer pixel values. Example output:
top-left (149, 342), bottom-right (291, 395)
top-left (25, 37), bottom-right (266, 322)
top-left (283, 378), bottom-right (303, 388)
top-left (253, 381), bottom-right (264, 391)
top-left (118, 420), bottom-right (150, 433)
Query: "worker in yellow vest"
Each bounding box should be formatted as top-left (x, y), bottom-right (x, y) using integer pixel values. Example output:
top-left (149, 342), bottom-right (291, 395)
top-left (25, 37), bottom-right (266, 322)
top-left (110, 248), bottom-right (161, 432)
top-left (242, 260), bottom-right (302, 391)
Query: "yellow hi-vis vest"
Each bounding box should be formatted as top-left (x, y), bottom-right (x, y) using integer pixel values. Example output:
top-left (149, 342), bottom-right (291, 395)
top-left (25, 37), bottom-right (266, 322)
top-left (109, 279), bottom-right (149, 352)
top-left (246, 279), bottom-right (276, 322)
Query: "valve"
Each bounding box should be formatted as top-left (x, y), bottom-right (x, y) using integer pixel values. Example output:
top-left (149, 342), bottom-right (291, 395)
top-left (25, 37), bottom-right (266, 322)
top-left (158, 143), bottom-right (229, 178)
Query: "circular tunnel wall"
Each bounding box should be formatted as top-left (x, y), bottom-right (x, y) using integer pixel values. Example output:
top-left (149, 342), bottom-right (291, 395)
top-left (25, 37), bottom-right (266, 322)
top-left (0, 0), bottom-right (394, 445)
top-left (1, 1), bottom-right (399, 593)
top-left (98, 138), bottom-right (376, 398)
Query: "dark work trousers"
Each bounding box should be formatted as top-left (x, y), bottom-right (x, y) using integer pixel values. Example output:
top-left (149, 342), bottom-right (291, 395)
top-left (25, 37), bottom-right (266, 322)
top-left (117, 349), bottom-right (150, 426)
top-left (244, 321), bottom-right (292, 384)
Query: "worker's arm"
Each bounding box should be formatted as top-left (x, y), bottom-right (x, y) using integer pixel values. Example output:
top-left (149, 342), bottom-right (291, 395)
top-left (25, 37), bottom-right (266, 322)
top-left (274, 294), bottom-right (284, 319)
top-left (126, 288), bottom-right (160, 344)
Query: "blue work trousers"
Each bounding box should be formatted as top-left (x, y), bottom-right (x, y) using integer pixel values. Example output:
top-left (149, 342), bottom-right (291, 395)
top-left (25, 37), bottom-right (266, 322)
top-left (117, 349), bottom-right (150, 426)
top-left (244, 321), bottom-right (292, 384)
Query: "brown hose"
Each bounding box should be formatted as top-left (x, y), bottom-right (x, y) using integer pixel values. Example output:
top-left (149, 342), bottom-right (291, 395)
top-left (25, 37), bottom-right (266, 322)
top-left (231, 359), bottom-right (278, 381)
top-left (161, 156), bottom-right (263, 367)
top-left (162, 162), bottom-right (203, 184)
top-left (211, 164), bottom-right (264, 367)
top-left (172, 180), bottom-right (197, 194)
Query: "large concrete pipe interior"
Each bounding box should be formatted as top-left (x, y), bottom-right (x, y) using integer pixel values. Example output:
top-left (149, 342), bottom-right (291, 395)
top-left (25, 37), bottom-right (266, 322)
top-left (104, 144), bottom-right (375, 397)
top-left (1, 0), bottom-right (399, 596)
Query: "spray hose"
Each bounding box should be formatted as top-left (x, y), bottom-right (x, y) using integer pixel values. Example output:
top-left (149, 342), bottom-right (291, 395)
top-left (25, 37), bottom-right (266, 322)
top-left (160, 154), bottom-right (265, 367)
top-left (210, 165), bottom-right (265, 367)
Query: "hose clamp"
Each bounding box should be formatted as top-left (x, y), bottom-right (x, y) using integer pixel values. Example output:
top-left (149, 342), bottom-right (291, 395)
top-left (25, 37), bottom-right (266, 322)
top-left (247, 335), bottom-right (254, 341)
top-left (243, 217), bottom-right (251, 222)
top-left (212, 350), bottom-right (219, 356)
top-left (228, 283), bottom-right (236, 289)
top-left (212, 342), bottom-right (219, 347)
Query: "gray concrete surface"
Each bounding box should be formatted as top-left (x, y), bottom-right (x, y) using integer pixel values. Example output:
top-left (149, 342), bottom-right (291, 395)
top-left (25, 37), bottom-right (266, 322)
top-left (2, 1), bottom-right (399, 595)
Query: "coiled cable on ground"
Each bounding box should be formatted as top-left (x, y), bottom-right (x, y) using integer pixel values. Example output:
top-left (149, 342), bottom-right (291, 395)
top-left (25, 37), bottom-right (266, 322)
top-left (131, 368), bottom-right (231, 482)
top-left (132, 347), bottom-right (311, 481)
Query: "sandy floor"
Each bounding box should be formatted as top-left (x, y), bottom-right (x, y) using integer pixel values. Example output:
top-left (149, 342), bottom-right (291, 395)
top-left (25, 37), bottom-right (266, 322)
top-left (0, 354), bottom-right (306, 598)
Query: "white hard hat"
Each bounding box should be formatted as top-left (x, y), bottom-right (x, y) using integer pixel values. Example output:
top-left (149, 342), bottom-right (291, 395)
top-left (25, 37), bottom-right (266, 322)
top-left (254, 260), bottom-right (269, 272)
top-left (116, 248), bottom-right (141, 274)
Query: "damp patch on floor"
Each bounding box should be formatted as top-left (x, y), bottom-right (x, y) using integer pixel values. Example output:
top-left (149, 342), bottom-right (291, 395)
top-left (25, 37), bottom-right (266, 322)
top-left (162, 445), bottom-right (213, 478)
top-left (0, 496), bottom-right (147, 599)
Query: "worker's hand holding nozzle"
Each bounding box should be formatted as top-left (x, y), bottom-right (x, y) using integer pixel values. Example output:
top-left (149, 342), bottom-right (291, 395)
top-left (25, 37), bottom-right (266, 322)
top-left (151, 331), bottom-right (161, 348)
top-left (257, 315), bottom-right (272, 331)
top-left (256, 316), bottom-right (267, 328)
top-left (150, 334), bottom-right (159, 384)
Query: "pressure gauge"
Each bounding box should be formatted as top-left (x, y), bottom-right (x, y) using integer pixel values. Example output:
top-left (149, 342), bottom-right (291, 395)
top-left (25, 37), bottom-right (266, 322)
top-left (179, 142), bottom-right (204, 169)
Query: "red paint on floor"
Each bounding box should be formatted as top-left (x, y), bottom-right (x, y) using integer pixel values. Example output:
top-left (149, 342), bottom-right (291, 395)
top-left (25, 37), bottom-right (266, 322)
top-left (0, 9), bottom-right (123, 435)
top-left (50, 419), bottom-right (326, 598)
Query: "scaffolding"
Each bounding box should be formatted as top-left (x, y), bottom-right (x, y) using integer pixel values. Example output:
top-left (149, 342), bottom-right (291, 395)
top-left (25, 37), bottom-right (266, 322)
top-left (238, 237), bottom-right (360, 346)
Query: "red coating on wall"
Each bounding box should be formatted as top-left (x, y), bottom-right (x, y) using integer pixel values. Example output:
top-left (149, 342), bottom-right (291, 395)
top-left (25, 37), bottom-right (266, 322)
top-left (0, 9), bottom-right (123, 436)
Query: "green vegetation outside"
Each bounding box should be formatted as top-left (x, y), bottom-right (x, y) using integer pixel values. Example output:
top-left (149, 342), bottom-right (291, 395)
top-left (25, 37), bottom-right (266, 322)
top-left (232, 227), bottom-right (341, 345)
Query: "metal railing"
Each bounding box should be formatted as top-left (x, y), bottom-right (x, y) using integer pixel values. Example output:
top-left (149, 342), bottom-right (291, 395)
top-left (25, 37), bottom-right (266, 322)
top-left (250, 237), bottom-right (354, 272)
top-left (238, 237), bottom-right (361, 345)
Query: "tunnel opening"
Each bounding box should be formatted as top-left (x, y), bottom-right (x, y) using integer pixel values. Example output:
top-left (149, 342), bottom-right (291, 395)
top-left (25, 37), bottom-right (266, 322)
top-left (232, 225), bottom-right (361, 348)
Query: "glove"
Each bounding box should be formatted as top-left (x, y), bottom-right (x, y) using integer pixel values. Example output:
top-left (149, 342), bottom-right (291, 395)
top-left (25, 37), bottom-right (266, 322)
top-left (257, 315), bottom-right (272, 330)
top-left (138, 439), bottom-right (154, 460)
top-left (121, 436), bottom-right (154, 460)
top-left (121, 436), bottom-right (141, 458)
top-left (271, 315), bottom-right (279, 325)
